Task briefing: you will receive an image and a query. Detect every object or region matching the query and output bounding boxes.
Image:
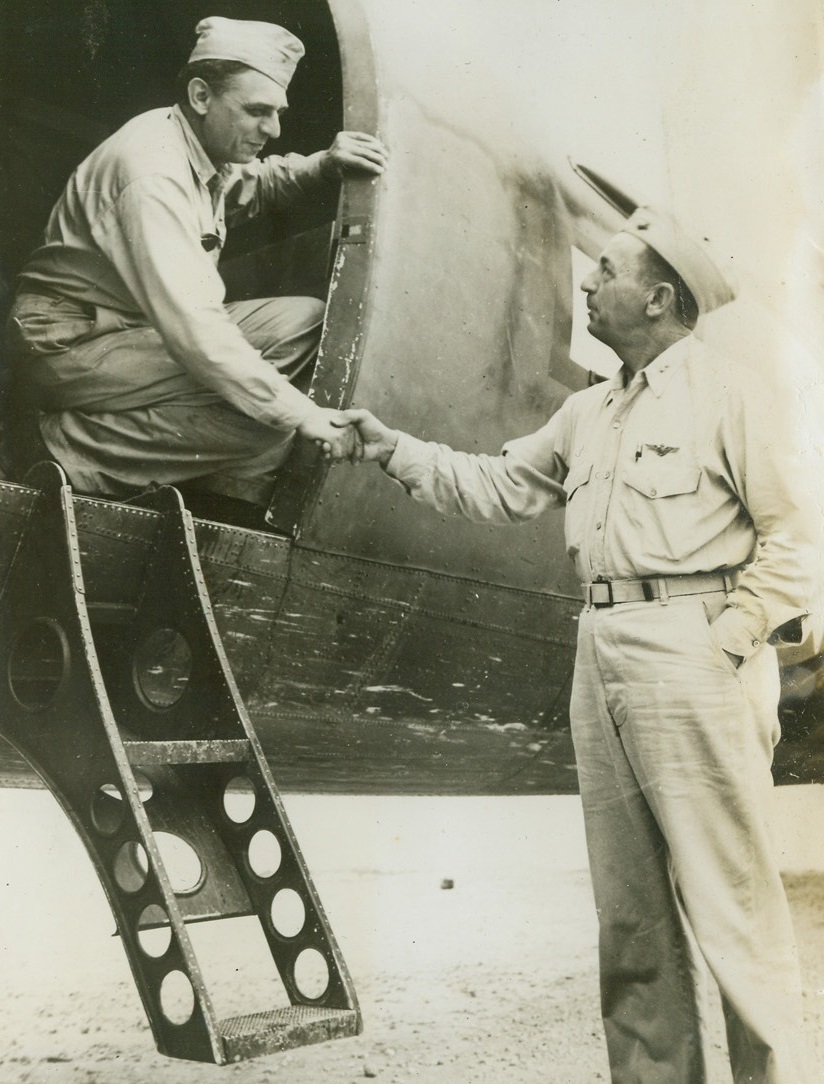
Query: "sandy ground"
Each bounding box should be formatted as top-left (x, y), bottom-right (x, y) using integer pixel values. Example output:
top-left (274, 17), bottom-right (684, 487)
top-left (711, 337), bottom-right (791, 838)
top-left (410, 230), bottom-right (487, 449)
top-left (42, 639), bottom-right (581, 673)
top-left (0, 790), bottom-right (822, 1084)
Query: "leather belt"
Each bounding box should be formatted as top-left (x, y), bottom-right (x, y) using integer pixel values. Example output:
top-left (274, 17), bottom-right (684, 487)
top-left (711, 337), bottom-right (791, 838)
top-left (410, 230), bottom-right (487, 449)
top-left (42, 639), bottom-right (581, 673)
top-left (582, 570), bottom-right (741, 607)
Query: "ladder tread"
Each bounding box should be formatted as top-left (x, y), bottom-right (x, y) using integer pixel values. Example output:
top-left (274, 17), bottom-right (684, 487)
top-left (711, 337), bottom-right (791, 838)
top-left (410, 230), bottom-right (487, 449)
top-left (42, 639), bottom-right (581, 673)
top-left (86, 602), bottom-right (138, 624)
top-left (122, 738), bottom-right (251, 765)
top-left (219, 1007), bottom-right (360, 1062)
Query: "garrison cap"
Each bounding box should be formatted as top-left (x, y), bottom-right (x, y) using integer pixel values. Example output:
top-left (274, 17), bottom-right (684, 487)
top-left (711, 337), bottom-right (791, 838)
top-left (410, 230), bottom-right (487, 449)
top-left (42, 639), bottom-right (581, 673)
top-left (621, 206), bottom-right (737, 314)
top-left (189, 16), bottom-right (305, 90)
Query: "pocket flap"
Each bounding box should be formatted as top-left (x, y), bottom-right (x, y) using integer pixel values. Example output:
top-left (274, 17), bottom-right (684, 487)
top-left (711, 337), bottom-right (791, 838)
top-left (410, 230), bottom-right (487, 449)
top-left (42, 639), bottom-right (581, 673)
top-left (563, 462), bottom-right (592, 500)
top-left (622, 464), bottom-right (701, 499)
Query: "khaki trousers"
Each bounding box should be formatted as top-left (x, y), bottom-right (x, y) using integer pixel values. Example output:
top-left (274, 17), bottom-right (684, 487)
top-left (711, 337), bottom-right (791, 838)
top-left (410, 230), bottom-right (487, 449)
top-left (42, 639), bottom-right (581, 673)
top-left (8, 292), bottom-right (324, 502)
top-left (571, 592), bottom-right (809, 1084)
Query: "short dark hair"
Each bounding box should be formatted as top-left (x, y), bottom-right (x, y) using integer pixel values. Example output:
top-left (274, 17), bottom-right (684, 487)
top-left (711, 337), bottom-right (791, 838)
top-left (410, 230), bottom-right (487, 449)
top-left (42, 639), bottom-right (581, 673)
top-left (176, 59), bottom-right (252, 103)
top-left (638, 246), bottom-right (700, 330)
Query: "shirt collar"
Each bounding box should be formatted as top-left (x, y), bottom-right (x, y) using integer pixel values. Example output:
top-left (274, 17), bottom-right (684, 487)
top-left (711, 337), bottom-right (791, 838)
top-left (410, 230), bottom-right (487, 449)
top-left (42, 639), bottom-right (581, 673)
top-left (602, 334), bottom-right (694, 407)
top-left (171, 104), bottom-right (232, 190)
top-left (642, 335), bottom-right (694, 397)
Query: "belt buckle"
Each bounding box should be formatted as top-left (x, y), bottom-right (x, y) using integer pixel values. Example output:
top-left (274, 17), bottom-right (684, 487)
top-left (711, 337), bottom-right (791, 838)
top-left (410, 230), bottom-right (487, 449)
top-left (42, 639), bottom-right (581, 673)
top-left (590, 580), bottom-right (614, 607)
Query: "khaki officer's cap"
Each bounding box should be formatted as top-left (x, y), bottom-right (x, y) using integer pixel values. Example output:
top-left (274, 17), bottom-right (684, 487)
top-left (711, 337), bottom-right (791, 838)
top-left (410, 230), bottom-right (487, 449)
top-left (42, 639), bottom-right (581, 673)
top-left (189, 16), bottom-right (305, 90)
top-left (621, 206), bottom-right (737, 314)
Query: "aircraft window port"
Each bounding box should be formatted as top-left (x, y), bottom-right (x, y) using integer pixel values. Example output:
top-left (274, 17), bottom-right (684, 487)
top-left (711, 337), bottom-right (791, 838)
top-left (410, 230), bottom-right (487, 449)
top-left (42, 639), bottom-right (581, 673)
top-left (137, 905), bottom-right (173, 959)
top-left (223, 775), bottom-right (257, 824)
top-left (160, 970), bottom-right (195, 1027)
top-left (270, 888), bottom-right (306, 939)
top-left (7, 617), bottom-right (69, 712)
top-left (132, 627), bottom-right (192, 710)
top-left (91, 775), bottom-right (154, 837)
top-left (247, 829), bottom-right (283, 880)
top-left (294, 948), bottom-right (330, 1001)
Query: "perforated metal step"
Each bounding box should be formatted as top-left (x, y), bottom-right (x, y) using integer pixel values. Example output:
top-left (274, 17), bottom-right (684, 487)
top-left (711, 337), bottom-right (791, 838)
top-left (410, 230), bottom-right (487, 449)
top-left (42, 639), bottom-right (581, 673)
top-left (123, 739), bottom-right (251, 765)
top-left (219, 1006), bottom-right (360, 1061)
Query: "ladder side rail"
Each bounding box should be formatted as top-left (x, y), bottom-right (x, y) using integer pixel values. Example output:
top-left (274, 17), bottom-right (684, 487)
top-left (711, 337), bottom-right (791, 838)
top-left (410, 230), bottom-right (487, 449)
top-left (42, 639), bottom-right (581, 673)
top-left (0, 465), bottom-right (227, 1063)
top-left (130, 487), bottom-right (361, 1019)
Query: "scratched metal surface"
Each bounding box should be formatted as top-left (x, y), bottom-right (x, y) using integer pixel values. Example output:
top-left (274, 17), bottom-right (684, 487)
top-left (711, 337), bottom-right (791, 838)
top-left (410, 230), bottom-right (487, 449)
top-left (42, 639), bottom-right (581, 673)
top-left (0, 485), bottom-right (579, 793)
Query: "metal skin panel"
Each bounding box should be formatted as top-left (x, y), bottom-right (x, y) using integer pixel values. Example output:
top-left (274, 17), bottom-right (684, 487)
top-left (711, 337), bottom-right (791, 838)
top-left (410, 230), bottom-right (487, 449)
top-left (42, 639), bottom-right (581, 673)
top-left (177, 520), bottom-right (292, 699)
top-left (191, 517), bottom-right (583, 793)
top-left (263, 548), bottom-right (578, 731)
top-left (224, 547), bottom-right (581, 794)
top-left (0, 484), bottom-right (582, 792)
top-left (267, 0), bottom-right (585, 602)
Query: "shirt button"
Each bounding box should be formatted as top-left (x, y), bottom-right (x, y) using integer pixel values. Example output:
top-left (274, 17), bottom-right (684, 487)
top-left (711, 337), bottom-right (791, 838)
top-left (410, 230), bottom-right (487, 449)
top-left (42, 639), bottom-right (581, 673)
top-left (612, 422), bottom-right (621, 429)
top-left (650, 488), bottom-right (657, 496)
top-left (603, 471), bottom-right (611, 479)
top-left (596, 521), bottom-right (603, 530)
top-left (752, 639), bottom-right (760, 647)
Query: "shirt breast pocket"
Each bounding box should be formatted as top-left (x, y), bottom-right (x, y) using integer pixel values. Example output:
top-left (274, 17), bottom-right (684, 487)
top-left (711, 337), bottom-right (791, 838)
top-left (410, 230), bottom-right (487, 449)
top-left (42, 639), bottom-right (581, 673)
top-left (621, 460), bottom-right (702, 561)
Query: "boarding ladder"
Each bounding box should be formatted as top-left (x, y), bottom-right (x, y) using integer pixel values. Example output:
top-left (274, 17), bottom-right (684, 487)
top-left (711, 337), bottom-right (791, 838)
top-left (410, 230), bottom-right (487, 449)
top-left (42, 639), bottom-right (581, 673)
top-left (0, 462), bottom-right (360, 1064)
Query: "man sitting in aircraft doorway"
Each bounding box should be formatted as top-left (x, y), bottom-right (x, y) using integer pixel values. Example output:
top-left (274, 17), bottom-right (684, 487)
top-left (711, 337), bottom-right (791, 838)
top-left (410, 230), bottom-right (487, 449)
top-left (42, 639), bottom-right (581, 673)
top-left (6, 15), bottom-right (384, 517)
top-left (336, 208), bottom-right (817, 1083)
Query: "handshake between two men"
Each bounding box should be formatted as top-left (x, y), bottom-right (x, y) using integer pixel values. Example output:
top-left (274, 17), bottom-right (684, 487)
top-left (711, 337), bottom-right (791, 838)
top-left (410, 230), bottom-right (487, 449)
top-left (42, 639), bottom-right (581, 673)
top-left (307, 407), bottom-right (399, 468)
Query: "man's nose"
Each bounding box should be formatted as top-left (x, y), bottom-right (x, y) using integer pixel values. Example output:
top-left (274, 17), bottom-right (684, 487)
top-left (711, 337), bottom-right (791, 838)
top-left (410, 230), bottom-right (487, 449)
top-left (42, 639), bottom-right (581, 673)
top-left (260, 114), bottom-right (280, 140)
top-left (580, 269), bottom-right (596, 294)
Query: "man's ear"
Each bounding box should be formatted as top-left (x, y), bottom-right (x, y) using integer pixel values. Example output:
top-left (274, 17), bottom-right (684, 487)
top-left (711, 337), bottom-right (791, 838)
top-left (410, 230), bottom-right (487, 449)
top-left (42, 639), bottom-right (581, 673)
top-left (187, 77), bottom-right (212, 116)
top-left (646, 281), bottom-right (676, 319)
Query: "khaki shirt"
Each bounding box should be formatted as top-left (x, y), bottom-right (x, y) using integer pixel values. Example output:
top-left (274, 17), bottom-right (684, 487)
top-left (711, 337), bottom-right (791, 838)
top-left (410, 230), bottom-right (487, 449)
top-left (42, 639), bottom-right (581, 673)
top-left (18, 105), bottom-right (328, 429)
top-left (386, 336), bottom-right (819, 661)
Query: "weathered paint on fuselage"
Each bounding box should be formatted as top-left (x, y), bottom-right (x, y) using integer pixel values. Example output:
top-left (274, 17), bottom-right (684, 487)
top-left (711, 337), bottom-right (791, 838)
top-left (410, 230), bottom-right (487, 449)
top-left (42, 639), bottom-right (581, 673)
top-left (0, 483), bottom-right (581, 792)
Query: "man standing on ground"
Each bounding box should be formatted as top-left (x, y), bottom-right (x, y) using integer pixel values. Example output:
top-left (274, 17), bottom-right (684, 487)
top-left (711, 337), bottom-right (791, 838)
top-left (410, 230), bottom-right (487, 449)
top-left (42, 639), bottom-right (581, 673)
top-left (7, 15), bottom-right (386, 505)
top-left (339, 208), bottom-right (816, 1082)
